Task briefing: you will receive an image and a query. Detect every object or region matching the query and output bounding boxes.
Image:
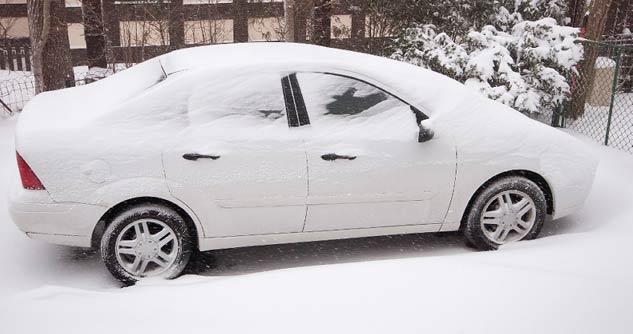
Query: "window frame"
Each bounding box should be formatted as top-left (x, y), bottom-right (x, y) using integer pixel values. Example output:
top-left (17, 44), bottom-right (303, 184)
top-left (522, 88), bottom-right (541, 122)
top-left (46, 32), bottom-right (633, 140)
top-left (281, 73), bottom-right (309, 127)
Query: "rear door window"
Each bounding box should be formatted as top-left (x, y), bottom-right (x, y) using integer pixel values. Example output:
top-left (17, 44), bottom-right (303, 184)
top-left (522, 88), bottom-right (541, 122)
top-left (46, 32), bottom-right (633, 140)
top-left (188, 72), bottom-right (287, 125)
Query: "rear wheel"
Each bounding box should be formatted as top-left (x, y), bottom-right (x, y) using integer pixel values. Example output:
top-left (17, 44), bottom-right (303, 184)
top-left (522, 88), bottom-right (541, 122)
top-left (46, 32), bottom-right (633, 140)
top-left (463, 176), bottom-right (547, 250)
top-left (100, 203), bottom-right (192, 284)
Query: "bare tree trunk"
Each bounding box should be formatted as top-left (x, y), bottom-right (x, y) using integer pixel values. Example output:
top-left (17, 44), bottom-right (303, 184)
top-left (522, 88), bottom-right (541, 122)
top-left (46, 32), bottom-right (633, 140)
top-left (350, 0), bottom-right (366, 52)
top-left (233, 0), bottom-right (249, 43)
top-left (27, 0), bottom-right (50, 93)
top-left (285, 0), bottom-right (296, 42)
top-left (585, 0), bottom-right (613, 41)
top-left (82, 0), bottom-right (107, 68)
top-left (569, 0), bottom-right (614, 119)
top-left (169, 0), bottom-right (185, 50)
top-left (28, 0), bottom-right (75, 93)
top-left (569, 0), bottom-right (587, 27)
top-left (312, 0), bottom-right (331, 46)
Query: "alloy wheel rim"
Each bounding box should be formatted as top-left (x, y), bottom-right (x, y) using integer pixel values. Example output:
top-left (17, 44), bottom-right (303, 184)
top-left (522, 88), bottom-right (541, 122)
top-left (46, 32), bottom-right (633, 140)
top-left (115, 218), bottom-right (179, 278)
top-left (480, 190), bottom-right (536, 244)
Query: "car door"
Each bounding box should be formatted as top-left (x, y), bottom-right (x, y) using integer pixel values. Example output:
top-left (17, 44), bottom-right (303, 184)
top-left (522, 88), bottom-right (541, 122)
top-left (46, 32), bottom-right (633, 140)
top-left (162, 71), bottom-right (308, 238)
top-left (294, 72), bottom-right (457, 232)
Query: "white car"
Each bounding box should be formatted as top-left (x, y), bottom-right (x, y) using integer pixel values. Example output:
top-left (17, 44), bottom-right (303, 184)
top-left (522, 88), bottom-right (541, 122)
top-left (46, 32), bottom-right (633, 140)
top-left (9, 43), bottom-right (597, 283)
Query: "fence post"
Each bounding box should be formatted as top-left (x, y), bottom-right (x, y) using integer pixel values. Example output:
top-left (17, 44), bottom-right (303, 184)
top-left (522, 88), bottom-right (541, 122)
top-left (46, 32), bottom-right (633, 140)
top-left (604, 47), bottom-right (622, 146)
top-left (551, 103), bottom-right (565, 127)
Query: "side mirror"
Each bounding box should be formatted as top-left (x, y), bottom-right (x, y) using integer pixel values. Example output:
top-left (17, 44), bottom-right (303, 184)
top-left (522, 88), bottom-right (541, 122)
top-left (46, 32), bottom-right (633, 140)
top-left (410, 105), bottom-right (434, 143)
top-left (418, 121), bottom-right (434, 143)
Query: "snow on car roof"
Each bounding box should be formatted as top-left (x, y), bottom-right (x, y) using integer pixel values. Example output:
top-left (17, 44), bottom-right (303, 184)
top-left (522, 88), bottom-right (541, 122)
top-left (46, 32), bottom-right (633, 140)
top-left (159, 43), bottom-right (479, 116)
top-left (160, 42), bottom-right (418, 75)
top-left (18, 43), bottom-right (480, 137)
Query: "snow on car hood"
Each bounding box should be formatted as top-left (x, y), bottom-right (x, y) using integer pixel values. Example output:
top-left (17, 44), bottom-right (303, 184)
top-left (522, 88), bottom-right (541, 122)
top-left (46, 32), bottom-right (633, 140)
top-left (435, 95), bottom-right (598, 207)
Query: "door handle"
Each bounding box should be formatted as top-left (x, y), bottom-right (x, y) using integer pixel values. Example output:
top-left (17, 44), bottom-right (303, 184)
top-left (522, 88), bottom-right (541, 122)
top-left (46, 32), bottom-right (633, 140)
top-left (182, 153), bottom-right (221, 161)
top-left (321, 153), bottom-right (357, 161)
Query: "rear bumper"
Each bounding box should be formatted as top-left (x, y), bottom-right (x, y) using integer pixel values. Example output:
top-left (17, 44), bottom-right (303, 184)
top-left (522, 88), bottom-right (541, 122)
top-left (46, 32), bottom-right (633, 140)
top-left (8, 185), bottom-right (106, 247)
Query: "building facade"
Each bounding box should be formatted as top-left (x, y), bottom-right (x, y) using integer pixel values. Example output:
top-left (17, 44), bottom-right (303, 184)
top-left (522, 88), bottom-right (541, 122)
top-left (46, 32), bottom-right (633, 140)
top-left (0, 0), bottom-right (392, 68)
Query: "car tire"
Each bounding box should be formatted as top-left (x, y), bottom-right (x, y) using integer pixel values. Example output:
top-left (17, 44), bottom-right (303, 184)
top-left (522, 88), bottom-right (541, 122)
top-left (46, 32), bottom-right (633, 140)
top-left (463, 176), bottom-right (547, 250)
top-left (100, 203), bottom-right (193, 284)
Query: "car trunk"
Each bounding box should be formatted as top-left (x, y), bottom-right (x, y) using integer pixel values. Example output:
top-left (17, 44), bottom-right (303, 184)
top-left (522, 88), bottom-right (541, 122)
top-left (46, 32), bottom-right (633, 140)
top-left (13, 58), bottom-right (166, 203)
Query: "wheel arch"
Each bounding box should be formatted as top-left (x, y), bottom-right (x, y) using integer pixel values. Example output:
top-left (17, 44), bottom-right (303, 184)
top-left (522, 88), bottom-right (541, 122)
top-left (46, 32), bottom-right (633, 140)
top-left (459, 170), bottom-right (554, 230)
top-left (91, 196), bottom-right (200, 250)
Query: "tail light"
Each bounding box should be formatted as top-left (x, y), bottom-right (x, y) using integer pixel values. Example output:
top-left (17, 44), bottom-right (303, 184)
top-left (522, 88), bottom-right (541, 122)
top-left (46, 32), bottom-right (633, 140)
top-left (16, 152), bottom-right (45, 190)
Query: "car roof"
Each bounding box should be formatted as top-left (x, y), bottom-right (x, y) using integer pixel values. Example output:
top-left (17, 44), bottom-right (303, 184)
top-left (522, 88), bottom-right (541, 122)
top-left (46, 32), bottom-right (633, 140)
top-left (160, 43), bottom-right (386, 75)
top-left (159, 43), bottom-right (478, 117)
top-left (21, 43), bottom-right (479, 135)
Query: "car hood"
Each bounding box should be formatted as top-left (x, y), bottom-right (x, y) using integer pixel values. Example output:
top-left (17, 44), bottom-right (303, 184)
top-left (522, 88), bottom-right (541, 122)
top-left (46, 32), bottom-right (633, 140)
top-left (435, 95), bottom-right (598, 205)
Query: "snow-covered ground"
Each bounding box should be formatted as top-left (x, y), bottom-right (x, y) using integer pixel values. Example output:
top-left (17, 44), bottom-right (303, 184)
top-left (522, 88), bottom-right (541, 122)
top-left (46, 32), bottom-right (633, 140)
top-left (0, 117), bottom-right (632, 333)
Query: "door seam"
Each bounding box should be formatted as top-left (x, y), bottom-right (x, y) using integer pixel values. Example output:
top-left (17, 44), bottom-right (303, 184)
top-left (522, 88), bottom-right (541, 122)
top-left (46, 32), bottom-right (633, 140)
top-left (301, 144), bottom-right (309, 232)
top-left (440, 148), bottom-right (459, 229)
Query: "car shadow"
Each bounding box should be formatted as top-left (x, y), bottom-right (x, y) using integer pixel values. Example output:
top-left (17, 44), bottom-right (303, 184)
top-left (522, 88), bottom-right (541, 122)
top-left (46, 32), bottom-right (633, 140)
top-left (185, 214), bottom-right (591, 277)
top-left (54, 215), bottom-right (583, 285)
top-left (184, 231), bottom-right (471, 277)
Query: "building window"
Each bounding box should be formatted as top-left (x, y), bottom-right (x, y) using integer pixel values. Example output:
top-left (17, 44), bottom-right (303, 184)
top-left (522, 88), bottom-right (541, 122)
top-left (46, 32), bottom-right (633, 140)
top-left (0, 17), bottom-right (29, 39)
top-left (331, 15), bottom-right (351, 39)
top-left (65, 0), bottom-right (82, 7)
top-left (248, 17), bottom-right (283, 42)
top-left (67, 23), bottom-right (86, 49)
top-left (119, 21), bottom-right (170, 47)
top-left (185, 19), bottom-right (234, 45)
top-left (365, 15), bottom-right (396, 38)
top-left (183, 0), bottom-right (233, 4)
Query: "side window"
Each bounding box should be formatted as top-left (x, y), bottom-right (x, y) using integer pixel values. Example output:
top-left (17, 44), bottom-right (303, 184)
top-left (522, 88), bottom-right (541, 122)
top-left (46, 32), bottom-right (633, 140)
top-left (295, 72), bottom-right (418, 139)
top-left (296, 72), bottom-right (412, 119)
top-left (187, 72), bottom-right (286, 125)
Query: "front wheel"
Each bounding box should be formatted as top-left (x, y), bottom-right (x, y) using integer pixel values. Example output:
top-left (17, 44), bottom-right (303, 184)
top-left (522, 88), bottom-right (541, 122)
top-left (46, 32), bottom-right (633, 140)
top-left (463, 176), bottom-right (547, 250)
top-left (100, 203), bottom-right (193, 284)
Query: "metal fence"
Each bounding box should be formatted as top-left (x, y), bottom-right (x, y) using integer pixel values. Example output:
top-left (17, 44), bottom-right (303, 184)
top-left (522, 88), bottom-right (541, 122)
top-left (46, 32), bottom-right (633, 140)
top-left (0, 72), bottom-right (35, 117)
top-left (563, 40), bottom-right (633, 153)
top-left (0, 68), bottom-right (110, 118)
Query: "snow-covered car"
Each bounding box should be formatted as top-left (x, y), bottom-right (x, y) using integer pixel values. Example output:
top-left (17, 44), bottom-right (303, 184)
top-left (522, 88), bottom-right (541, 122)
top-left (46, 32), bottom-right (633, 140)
top-left (9, 43), bottom-right (597, 283)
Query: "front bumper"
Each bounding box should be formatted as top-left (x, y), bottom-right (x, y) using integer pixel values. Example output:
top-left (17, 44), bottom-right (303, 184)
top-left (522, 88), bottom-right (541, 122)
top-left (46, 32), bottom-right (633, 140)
top-left (8, 184), bottom-right (106, 247)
